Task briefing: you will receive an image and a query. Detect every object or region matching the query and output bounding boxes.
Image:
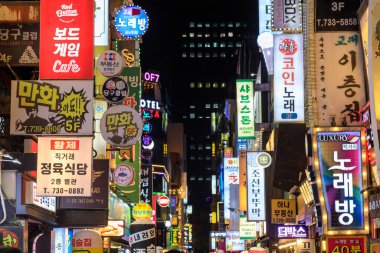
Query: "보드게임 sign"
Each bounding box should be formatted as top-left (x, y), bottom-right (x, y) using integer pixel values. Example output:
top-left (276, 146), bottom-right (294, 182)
top-left (100, 105), bottom-right (143, 147)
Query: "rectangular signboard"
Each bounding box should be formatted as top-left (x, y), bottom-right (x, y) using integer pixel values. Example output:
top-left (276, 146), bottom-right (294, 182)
top-left (37, 137), bottom-right (93, 197)
top-left (40, 0), bottom-right (94, 79)
top-left (239, 215), bottom-right (256, 240)
top-left (313, 128), bottom-right (368, 234)
top-left (272, 0), bottom-right (302, 31)
top-left (271, 199), bottom-right (297, 224)
top-left (315, 0), bottom-right (360, 31)
top-left (226, 231), bottom-right (244, 251)
top-left (315, 32), bottom-right (366, 126)
top-left (223, 158), bottom-right (239, 220)
top-left (0, 23), bottom-right (39, 66)
top-left (10, 80), bottom-right (93, 135)
top-left (236, 79), bottom-right (255, 139)
top-left (273, 34), bottom-right (304, 122)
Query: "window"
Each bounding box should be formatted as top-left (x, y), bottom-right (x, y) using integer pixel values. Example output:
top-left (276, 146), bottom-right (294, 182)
top-left (182, 33), bottom-right (187, 38)
top-left (182, 52), bottom-right (187, 58)
top-left (206, 177), bottom-right (211, 181)
top-left (198, 177), bottom-right (203, 181)
top-left (212, 22), bottom-right (218, 27)
top-left (189, 43), bottom-right (195, 48)
top-left (206, 167), bottom-right (211, 171)
top-left (190, 144), bottom-right (196, 150)
top-left (205, 156), bottom-right (211, 160)
top-left (235, 22), bottom-right (241, 27)
top-left (197, 22), bottom-right (202, 28)
top-left (190, 156), bottom-right (195, 160)
top-left (213, 103), bottom-right (218, 108)
top-left (213, 42), bottom-right (218, 48)
top-left (198, 115), bottom-right (204, 118)
top-left (190, 105), bottom-right (196, 109)
top-left (189, 33), bottom-right (195, 37)
top-left (228, 42), bottom-right (234, 48)
top-left (220, 52), bottom-right (226, 57)
top-left (197, 52), bottom-right (203, 58)
top-left (212, 52), bottom-right (218, 58)
top-left (197, 82), bottom-right (203, 88)
top-left (205, 145), bottom-right (211, 150)
top-left (182, 115), bottom-right (187, 119)
top-left (190, 52), bottom-right (195, 58)
top-left (205, 52), bottom-right (210, 58)
top-left (228, 32), bottom-right (234, 37)
top-left (189, 22), bottom-right (195, 27)
top-left (228, 22), bottom-right (233, 27)
top-left (220, 33), bottom-right (226, 38)
top-left (205, 42), bottom-right (211, 48)
top-left (198, 156), bottom-right (203, 160)
top-left (236, 42), bottom-right (242, 47)
top-left (198, 144), bottom-right (203, 150)
top-left (205, 82), bottom-right (211, 88)
top-left (205, 104), bottom-right (211, 109)
top-left (182, 43), bottom-right (187, 48)
top-left (213, 32), bottom-right (218, 38)
top-left (213, 82), bottom-right (218, 88)
top-left (220, 42), bottom-right (226, 47)
top-left (205, 23), bottom-right (210, 28)
top-left (220, 22), bottom-right (226, 27)
top-left (197, 33), bottom-right (203, 38)
top-left (190, 113), bottom-right (195, 119)
top-left (190, 82), bottom-right (195, 88)
top-left (205, 33), bottom-right (211, 38)
top-left (190, 176), bottom-right (196, 181)
top-left (197, 42), bottom-right (203, 48)
top-left (221, 82), bottom-right (226, 88)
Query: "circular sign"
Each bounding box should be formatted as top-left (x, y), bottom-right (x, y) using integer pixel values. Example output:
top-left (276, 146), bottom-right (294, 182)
top-left (132, 202), bottom-right (153, 220)
top-left (279, 38), bottom-right (298, 55)
top-left (115, 5), bottom-right (149, 39)
top-left (102, 77), bottom-right (129, 103)
top-left (256, 152), bottom-right (272, 168)
top-left (96, 50), bottom-right (124, 77)
top-left (113, 164), bottom-right (135, 186)
top-left (100, 105), bottom-right (143, 147)
top-left (157, 195), bottom-right (170, 207)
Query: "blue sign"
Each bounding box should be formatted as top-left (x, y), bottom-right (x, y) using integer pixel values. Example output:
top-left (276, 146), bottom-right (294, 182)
top-left (275, 225), bottom-right (308, 239)
top-left (115, 6), bottom-right (149, 39)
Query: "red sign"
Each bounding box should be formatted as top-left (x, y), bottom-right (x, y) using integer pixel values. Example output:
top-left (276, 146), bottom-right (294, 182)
top-left (327, 236), bottom-right (366, 253)
top-left (158, 195), bottom-right (170, 207)
top-left (40, 0), bottom-right (94, 79)
top-left (51, 140), bottom-right (80, 150)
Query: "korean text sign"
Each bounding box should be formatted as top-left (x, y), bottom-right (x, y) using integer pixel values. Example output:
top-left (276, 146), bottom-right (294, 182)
top-left (316, 130), bottom-right (365, 231)
top-left (37, 137), bottom-right (93, 197)
top-left (40, 0), bottom-right (94, 79)
top-left (10, 80), bottom-right (93, 135)
top-left (271, 199), bottom-right (296, 224)
top-left (327, 236), bottom-right (366, 253)
top-left (315, 32), bottom-right (366, 126)
top-left (223, 158), bottom-right (239, 220)
top-left (273, 34), bottom-right (304, 122)
top-left (236, 79), bottom-right (255, 139)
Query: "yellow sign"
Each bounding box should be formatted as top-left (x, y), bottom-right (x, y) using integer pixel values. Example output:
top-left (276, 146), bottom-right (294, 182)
top-left (132, 202), bottom-right (152, 220)
top-left (271, 199), bottom-right (296, 224)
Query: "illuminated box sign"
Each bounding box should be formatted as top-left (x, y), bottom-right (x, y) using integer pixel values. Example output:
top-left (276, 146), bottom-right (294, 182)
top-left (273, 34), bottom-right (304, 122)
top-left (239, 215), bottom-right (256, 240)
top-left (236, 79), bottom-right (255, 139)
top-left (313, 128), bottom-right (368, 234)
top-left (271, 199), bottom-right (296, 224)
top-left (223, 158), bottom-right (239, 219)
top-left (275, 225), bottom-right (308, 239)
top-left (25, 181), bottom-right (56, 212)
top-left (115, 5), bottom-right (149, 39)
top-left (10, 80), bottom-right (93, 135)
top-left (94, 0), bottom-right (109, 46)
top-left (315, 32), bottom-right (366, 126)
top-left (247, 152), bottom-right (272, 221)
top-left (40, 0), bottom-right (94, 79)
top-left (37, 137), bottom-right (93, 197)
top-left (259, 0), bottom-right (272, 33)
top-left (226, 231), bottom-right (244, 251)
top-left (326, 236), bottom-right (366, 253)
top-left (272, 0), bottom-right (302, 31)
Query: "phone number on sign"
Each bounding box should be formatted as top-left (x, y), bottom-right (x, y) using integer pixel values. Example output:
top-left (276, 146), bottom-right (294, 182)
top-left (52, 188), bottom-right (85, 194)
top-left (316, 18), bottom-right (358, 27)
top-left (23, 125), bottom-right (61, 133)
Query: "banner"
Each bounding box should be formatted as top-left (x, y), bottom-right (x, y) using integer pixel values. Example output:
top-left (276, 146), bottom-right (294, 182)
top-left (40, 0), bottom-right (94, 79)
top-left (315, 32), bottom-right (366, 126)
top-left (11, 80), bottom-right (93, 135)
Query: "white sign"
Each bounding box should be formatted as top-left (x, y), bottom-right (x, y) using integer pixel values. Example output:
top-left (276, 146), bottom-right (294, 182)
top-left (315, 32), bottom-right (366, 126)
top-left (224, 158), bottom-right (239, 219)
top-left (239, 215), bottom-right (256, 240)
top-left (274, 34), bottom-right (304, 122)
top-left (96, 50), bottom-right (124, 77)
top-left (37, 137), bottom-right (93, 196)
top-left (296, 239), bottom-right (316, 253)
top-left (94, 0), bottom-right (109, 46)
top-left (272, 0), bottom-right (302, 31)
top-left (247, 152), bottom-right (271, 221)
top-left (259, 0), bottom-right (272, 33)
top-left (25, 181), bottom-right (56, 212)
top-left (226, 231), bottom-right (244, 251)
top-left (236, 79), bottom-right (255, 139)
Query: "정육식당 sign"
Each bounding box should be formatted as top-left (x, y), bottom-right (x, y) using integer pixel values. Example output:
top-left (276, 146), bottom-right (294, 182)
top-left (39, 0), bottom-right (94, 79)
top-left (114, 5), bottom-right (149, 39)
top-left (100, 105), bottom-right (143, 147)
top-left (10, 80), bottom-right (93, 135)
top-left (37, 137), bottom-right (93, 197)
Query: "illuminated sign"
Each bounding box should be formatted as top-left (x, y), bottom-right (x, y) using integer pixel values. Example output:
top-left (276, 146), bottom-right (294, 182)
top-left (276, 225), bottom-right (308, 239)
top-left (313, 128), bottom-right (368, 234)
top-left (274, 34), bottom-right (304, 122)
top-left (96, 50), bottom-right (124, 77)
top-left (271, 199), bottom-right (296, 224)
top-left (140, 99), bottom-right (160, 110)
top-left (40, 0), bottom-right (94, 79)
top-left (143, 71), bottom-right (160, 83)
top-left (236, 79), bottom-right (255, 139)
top-left (272, 0), bottom-right (302, 31)
top-left (223, 158), bottom-right (239, 219)
top-left (25, 181), bottom-right (56, 212)
top-left (115, 5), bottom-right (149, 39)
top-left (259, 0), bottom-right (272, 33)
top-left (239, 215), bottom-right (256, 240)
top-left (247, 152), bottom-right (272, 221)
top-left (226, 231), bottom-right (244, 251)
top-left (37, 137), bottom-right (93, 197)
top-left (326, 236), bottom-right (366, 253)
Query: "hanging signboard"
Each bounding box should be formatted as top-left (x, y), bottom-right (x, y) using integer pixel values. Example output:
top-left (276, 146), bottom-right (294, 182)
top-left (0, 23), bottom-right (39, 66)
top-left (40, 0), bottom-right (94, 79)
top-left (37, 137), bottom-right (92, 197)
top-left (273, 34), bottom-right (304, 122)
top-left (140, 165), bottom-right (153, 205)
top-left (72, 230), bottom-right (102, 253)
top-left (115, 5), bottom-right (149, 39)
top-left (236, 79), bottom-right (255, 139)
top-left (326, 236), bottom-right (366, 253)
top-left (272, 0), bottom-right (302, 31)
top-left (315, 32), bottom-right (366, 126)
top-left (247, 152), bottom-right (272, 221)
top-left (100, 105), bottom-right (143, 147)
top-left (276, 225), bottom-right (308, 239)
top-left (315, 0), bottom-right (360, 32)
top-left (223, 158), bottom-right (239, 220)
top-left (10, 80), bottom-right (93, 135)
top-left (0, 226), bottom-right (24, 249)
top-left (313, 128), bottom-right (368, 234)
top-left (96, 50), bottom-right (124, 77)
top-left (271, 199), bottom-right (297, 224)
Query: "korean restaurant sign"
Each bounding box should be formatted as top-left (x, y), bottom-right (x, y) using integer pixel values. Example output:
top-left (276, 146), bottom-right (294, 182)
top-left (271, 199), bottom-right (296, 224)
top-left (96, 50), bottom-right (124, 77)
top-left (10, 80), bottom-right (93, 135)
top-left (276, 225), bottom-right (308, 239)
top-left (315, 0), bottom-right (360, 32)
top-left (313, 129), bottom-right (368, 234)
top-left (72, 230), bottom-right (102, 253)
top-left (39, 0), bottom-right (94, 79)
top-left (37, 137), bottom-right (92, 197)
top-left (326, 236), bottom-right (366, 253)
top-left (247, 152), bottom-right (272, 221)
top-left (226, 231), bottom-right (244, 251)
top-left (100, 105), bottom-right (143, 147)
top-left (0, 23), bottom-right (39, 66)
top-left (273, 34), bottom-right (304, 122)
top-left (236, 79), bottom-right (255, 139)
top-left (315, 32), bottom-right (366, 126)
top-left (115, 5), bottom-right (149, 39)
top-left (223, 158), bottom-right (239, 220)
top-left (272, 0), bottom-right (302, 31)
